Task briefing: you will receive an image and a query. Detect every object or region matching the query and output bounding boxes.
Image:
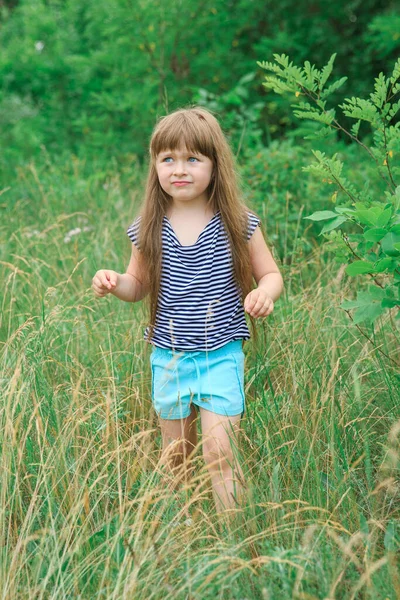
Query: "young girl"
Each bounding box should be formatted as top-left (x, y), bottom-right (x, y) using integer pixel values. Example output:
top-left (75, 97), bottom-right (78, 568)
top-left (92, 107), bottom-right (284, 514)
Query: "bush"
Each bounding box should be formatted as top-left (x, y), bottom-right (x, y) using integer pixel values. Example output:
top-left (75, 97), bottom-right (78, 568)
top-left (258, 53), bottom-right (400, 329)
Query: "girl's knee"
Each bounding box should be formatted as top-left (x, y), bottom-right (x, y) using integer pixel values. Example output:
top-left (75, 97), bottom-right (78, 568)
top-left (161, 437), bottom-right (197, 472)
top-left (202, 439), bottom-right (234, 472)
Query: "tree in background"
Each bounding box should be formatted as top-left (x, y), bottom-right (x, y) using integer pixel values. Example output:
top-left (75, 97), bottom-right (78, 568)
top-left (0, 0), bottom-right (399, 163)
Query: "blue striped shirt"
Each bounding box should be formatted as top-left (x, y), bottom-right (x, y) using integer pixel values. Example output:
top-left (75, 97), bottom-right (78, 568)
top-left (126, 210), bottom-right (261, 351)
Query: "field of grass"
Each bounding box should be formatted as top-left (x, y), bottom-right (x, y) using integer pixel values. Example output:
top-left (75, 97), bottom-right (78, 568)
top-left (1, 158), bottom-right (399, 599)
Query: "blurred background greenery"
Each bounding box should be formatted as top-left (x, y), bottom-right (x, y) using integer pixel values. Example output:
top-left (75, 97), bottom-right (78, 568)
top-left (2, 0), bottom-right (400, 263)
top-left (1, 0), bottom-right (399, 163)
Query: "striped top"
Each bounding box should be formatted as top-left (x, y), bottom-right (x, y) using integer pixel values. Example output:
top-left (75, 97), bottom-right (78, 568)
top-left (126, 209), bottom-right (261, 351)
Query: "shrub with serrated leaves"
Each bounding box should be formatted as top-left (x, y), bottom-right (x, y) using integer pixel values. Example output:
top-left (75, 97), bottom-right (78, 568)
top-left (258, 53), bottom-right (400, 327)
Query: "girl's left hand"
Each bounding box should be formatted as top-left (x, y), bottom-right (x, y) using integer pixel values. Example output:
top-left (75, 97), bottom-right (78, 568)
top-left (244, 289), bottom-right (274, 318)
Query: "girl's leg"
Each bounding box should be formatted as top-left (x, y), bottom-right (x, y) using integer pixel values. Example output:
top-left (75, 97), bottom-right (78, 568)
top-left (158, 403), bottom-right (198, 488)
top-left (199, 408), bottom-right (246, 513)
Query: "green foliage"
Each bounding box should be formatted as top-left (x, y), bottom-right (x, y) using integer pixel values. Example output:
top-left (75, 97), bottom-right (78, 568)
top-left (193, 72), bottom-right (265, 154)
top-left (237, 138), bottom-right (320, 263)
top-left (0, 0), bottom-right (256, 160)
top-left (1, 0), bottom-right (399, 165)
top-left (365, 11), bottom-right (400, 58)
top-left (259, 53), bottom-right (400, 327)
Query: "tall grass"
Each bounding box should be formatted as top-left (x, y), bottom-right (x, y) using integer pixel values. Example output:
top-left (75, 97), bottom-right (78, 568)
top-left (1, 158), bottom-right (399, 599)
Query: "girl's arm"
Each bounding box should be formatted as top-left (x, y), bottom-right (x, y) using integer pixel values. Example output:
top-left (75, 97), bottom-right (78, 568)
top-left (254, 272), bottom-right (283, 303)
top-left (244, 226), bottom-right (284, 317)
top-left (111, 243), bottom-right (149, 303)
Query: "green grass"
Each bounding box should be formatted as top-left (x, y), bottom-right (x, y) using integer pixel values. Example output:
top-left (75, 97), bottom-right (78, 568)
top-left (1, 157), bottom-right (399, 599)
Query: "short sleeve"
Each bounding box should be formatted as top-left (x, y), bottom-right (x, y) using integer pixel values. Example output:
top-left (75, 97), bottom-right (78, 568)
top-left (246, 211), bottom-right (261, 240)
top-left (126, 216), bottom-right (142, 250)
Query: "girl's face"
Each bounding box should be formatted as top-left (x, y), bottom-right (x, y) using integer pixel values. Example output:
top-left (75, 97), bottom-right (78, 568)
top-left (155, 147), bottom-right (214, 207)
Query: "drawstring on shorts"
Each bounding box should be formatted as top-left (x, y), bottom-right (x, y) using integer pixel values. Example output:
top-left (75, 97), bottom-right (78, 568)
top-left (168, 350), bottom-right (204, 405)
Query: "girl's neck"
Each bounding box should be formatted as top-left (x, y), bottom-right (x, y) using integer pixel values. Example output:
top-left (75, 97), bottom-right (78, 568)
top-left (166, 200), bottom-right (215, 219)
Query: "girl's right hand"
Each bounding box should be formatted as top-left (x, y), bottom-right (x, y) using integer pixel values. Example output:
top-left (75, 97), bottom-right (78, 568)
top-left (92, 269), bottom-right (118, 297)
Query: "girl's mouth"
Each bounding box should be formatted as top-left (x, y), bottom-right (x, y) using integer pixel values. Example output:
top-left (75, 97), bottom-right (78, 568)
top-left (172, 182), bottom-right (191, 186)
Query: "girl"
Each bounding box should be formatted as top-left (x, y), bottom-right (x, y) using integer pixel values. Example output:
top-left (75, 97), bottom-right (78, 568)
top-left (92, 107), bottom-right (284, 514)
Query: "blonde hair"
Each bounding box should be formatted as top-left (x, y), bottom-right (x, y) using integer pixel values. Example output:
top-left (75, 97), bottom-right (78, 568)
top-left (135, 106), bottom-right (259, 346)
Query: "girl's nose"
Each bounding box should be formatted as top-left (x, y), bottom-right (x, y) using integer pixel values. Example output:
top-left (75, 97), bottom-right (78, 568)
top-left (173, 161), bottom-right (187, 175)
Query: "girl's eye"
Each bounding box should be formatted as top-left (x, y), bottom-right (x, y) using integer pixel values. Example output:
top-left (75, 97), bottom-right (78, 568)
top-left (161, 156), bottom-right (199, 163)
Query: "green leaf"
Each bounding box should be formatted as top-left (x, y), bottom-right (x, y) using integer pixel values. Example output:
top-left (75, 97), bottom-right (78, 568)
top-left (374, 258), bottom-right (395, 272)
top-left (262, 78), bottom-right (293, 95)
top-left (382, 298), bottom-right (400, 308)
top-left (340, 287), bottom-right (388, 324)
top-left (303, 126), bottom-right (334, 140)
top-left (390, 57), bottom-right (400, 84)
top-left (370, 72), bottom-right (388, 109)
top-left (335, 207), bottom-right (356, 216)
top-left (354, 202), bottom-right (368, 211)
top-left (293, 108), bottom-right (336, 125)
top-left (319, 53), bottom-right (336, 88)
top-left (376, 207), bottom-right (392, 227)
top-left (273, 53), bottom-right (290, 69)
top-left (355, 211), bottom-right (374, 226)
top-left (339, 97), bottom-right (380, 125)
top-left (353, 303), bottom-right (386, 324)
top-left (303, 60), bottom-right (318, 87)
top-left (381, 231), bottom-right (400, 257)
top-left (363, 228), bottom-right (388, 242)
top-left (320, 215), bottom-right (347, 234)
top-left (304, 210), bottom-right (338, 221)
top-left (388, 100), bottom-right (400, 119)
top-left (320, 77), bottom-right (347, 100)
top-left (351, 120), bottom-right (361, 137)
top-left (346, 261), bottom-right (374, 275)
top-left (341, 299), bottom-right (360, 309)
top-left (355, 207), bottom-right (389, 227)
top-left (384, 521), bottom-right (399, 552)
top-left (366, 286), bottom-right (387, 300)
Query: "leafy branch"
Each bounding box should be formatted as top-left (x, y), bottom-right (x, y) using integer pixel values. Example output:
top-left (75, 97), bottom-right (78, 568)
top-left (258, 53), bottom-right (400, 192)
top-left (258, 53), bottom-right (400, 331)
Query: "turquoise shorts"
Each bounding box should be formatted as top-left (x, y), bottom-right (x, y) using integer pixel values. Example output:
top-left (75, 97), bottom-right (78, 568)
top-left (150, 340), bottom-right (245, 420)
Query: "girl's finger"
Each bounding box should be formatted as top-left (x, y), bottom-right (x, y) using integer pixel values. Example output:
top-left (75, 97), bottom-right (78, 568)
top-left (252, 298), bottom-right (264, 314)
top-left (93, 280), bottom-right (108, 294)
top-left (263, 304), bottom-right (274, 317)
top-left (108, 273), bottom-right (117, 287)
top-left (246, 294), bottom-right (258, 312)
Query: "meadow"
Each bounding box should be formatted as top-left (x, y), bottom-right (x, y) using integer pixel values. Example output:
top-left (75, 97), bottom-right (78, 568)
top-left (1, 0), bottom-right (400, 595)
top-left (0, 156), bottom-right (399, 599)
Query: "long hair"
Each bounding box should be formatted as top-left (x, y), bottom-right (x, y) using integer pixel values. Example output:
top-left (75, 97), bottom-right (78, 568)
top-left (134, 106), bottom-right (259, 346)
